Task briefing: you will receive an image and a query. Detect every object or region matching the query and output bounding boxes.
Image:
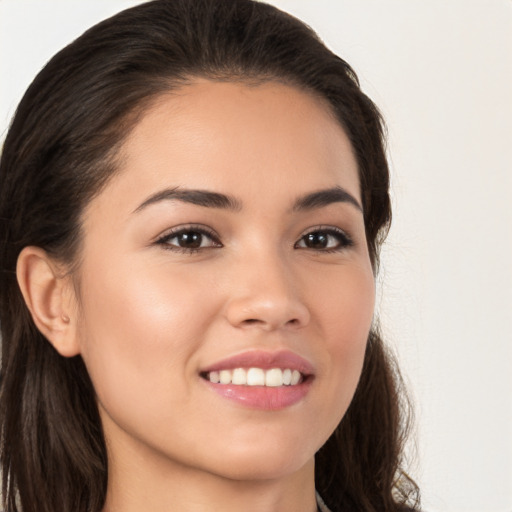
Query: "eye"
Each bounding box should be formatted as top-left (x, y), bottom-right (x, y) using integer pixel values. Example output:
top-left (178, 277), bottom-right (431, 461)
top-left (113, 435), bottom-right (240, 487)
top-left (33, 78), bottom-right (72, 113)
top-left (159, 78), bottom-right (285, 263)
top-left (156, 225), bottom-right (221, 253)
top-left (295, 227), bottom-right (353, 252)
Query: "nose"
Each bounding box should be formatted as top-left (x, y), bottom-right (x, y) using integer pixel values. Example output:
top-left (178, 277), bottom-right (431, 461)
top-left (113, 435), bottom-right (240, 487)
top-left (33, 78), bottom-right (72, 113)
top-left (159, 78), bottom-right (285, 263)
top-left (224, 253), bottom-right (310, 331)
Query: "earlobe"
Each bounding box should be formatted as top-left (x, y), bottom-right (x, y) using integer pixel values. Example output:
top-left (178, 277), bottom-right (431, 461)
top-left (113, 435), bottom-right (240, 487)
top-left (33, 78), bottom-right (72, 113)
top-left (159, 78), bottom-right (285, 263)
top-left (16, 246), bottom-right (80, 357)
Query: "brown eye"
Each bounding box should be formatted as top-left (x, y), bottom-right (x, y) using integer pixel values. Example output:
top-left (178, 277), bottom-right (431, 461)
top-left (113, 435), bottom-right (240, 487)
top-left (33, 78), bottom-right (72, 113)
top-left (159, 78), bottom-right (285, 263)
top-left (295, 228), bottom-right (353, 251)
top-left (303, 232), bottom-right (330, 249)
top-left (174, 231), bottom-right (204, 249)
top-left (156, 226), bottom-right (221, 252)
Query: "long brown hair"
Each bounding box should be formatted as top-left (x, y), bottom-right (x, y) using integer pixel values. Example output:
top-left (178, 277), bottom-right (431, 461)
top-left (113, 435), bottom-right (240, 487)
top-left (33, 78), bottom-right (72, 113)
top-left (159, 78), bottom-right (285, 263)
top-left (0, 1), bottom-right (419, 511)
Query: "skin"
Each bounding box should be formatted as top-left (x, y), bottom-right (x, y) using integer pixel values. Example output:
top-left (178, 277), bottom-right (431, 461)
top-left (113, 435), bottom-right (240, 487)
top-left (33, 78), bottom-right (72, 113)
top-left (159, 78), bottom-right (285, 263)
top-left (19, 80), bottom-right (375, 512)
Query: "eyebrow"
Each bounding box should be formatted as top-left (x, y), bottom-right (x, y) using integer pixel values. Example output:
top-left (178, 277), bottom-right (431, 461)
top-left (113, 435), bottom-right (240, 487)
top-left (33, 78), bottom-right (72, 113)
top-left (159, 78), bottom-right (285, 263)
top-left (292, 186), bottom-right (362, 212)
top-left (133, 187), bottom-right (243, 213)
top-left (133, 185), bottom-right (362, 214)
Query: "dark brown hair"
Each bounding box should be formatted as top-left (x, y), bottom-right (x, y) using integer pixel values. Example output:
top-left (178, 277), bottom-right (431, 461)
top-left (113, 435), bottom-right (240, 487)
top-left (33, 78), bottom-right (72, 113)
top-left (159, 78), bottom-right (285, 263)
top-left (0, 1), bottom-right (419, 511)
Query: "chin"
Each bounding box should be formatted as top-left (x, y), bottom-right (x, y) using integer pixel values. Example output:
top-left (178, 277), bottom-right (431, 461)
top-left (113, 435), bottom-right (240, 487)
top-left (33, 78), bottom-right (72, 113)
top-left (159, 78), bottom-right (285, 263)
top-left (216, 459), bottom-right (311, 482)
top-left (203, 438), bottom-right (316, 482)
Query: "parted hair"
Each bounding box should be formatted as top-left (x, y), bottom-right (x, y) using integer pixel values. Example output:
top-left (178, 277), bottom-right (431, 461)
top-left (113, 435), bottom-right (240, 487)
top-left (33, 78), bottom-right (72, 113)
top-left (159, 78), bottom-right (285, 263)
top-left (0, 1), bottom-right (419, 511)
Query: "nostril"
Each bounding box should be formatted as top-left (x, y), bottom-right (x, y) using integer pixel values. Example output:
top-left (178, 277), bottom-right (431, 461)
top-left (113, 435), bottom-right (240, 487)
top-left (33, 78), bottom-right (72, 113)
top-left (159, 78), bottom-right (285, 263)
top-left (226, 297), bottom-right (310, 331)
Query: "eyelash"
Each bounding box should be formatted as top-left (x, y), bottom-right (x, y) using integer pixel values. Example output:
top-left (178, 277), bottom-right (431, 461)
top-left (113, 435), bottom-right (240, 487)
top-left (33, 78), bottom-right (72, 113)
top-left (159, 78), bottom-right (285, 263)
top-left (155, 224), bottom-right (354, 254)
top-left (155, 225), bottom-right (222, 254)
top-left (294, 226), bottom-right (354, 253)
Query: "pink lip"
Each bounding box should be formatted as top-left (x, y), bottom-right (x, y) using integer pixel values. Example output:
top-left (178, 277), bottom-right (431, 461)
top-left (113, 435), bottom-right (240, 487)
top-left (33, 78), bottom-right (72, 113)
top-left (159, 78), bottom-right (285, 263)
top-left (201, 349), bottom-right (315, 375)
top-left (200, 350), bottom-right (314, 411)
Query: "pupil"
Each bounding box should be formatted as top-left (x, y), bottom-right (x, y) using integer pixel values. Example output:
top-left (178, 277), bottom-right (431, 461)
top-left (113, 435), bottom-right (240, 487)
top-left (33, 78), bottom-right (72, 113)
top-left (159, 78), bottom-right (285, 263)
top-left (179, 232), bottom-right (202, 248)
top-left (306, 232), bottom-right (327, 248)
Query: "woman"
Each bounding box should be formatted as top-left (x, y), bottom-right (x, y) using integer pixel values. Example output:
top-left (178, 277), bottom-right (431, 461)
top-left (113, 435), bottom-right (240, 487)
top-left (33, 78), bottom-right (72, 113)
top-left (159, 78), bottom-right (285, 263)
top-left (0, 1), bottom-right (419, 511)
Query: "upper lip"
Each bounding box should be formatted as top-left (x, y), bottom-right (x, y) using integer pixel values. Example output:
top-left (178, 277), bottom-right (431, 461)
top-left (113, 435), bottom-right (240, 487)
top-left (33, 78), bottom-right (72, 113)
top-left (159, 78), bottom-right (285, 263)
top-left (200, 349), bottom-right (315, 376)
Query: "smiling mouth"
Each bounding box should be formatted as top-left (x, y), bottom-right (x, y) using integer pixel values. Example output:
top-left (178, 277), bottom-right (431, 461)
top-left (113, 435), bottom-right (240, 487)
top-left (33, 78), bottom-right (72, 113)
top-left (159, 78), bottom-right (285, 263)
top-left (200, 353), bottom-right (314, 410)
top-left (201, 367), bottom-right (306, 387)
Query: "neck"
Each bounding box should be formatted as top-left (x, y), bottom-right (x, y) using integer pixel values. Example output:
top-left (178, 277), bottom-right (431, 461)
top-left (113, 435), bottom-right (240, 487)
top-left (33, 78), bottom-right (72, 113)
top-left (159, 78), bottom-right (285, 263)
top-left (101, 422), bottom-right (318, 512)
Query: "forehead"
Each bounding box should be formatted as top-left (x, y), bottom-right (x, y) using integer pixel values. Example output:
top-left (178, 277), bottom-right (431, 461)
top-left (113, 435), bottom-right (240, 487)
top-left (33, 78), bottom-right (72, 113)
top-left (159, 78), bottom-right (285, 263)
top-left (89, 80), bottom-right (360, 217)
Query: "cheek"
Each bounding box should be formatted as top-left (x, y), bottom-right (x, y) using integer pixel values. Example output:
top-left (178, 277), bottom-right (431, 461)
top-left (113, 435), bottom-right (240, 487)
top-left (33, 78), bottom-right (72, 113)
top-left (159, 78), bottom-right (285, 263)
top-left (309, 263), bottom-right (375, 422)
top-left (311, 260), bottom-right (375, 346)
top-left (334, 267), bottom-right (374, 365)
top-left (75, 258), bottom-right (219, 414)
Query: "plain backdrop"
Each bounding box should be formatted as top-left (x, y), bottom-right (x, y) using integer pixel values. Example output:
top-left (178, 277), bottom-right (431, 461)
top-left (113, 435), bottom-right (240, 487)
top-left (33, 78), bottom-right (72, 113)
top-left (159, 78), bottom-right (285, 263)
top-left (1, 1), bottom-right (511, 511)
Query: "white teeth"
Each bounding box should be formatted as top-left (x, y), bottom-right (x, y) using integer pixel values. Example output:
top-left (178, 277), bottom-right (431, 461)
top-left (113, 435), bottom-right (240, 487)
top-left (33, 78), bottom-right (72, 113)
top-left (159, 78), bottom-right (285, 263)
top-left (265, 368), bottom-right (283, 387)
top-left (247, 368), bottom-right (265, 386)
top-left (219, 370), bottom-right (231, 384)
top-left (232, 368), bottom-right (247, 385)
top-left (206, 367), bottom-right (304, 387)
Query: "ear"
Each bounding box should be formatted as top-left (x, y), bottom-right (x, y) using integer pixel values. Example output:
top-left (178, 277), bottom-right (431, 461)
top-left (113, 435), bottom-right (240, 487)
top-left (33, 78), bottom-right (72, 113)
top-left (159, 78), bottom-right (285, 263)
top-left (16, 246), bottom-right (80, 357)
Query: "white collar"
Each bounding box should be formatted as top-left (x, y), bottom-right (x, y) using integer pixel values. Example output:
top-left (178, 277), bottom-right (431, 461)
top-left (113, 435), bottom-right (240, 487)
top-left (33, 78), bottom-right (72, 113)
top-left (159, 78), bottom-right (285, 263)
top-left (316, 491), bottom-right (332, 512)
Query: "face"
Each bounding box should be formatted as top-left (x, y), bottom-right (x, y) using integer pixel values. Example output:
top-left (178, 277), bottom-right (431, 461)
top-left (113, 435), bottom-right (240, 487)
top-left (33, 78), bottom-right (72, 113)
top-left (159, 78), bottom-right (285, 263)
top-left (73, 80), bottom-right (375, 482)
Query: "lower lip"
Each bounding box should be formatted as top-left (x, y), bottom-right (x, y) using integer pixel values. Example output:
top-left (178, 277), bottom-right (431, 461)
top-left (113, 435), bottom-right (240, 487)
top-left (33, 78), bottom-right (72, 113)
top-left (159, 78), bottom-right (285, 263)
top-left (202, 378), bottom-right (312, 410)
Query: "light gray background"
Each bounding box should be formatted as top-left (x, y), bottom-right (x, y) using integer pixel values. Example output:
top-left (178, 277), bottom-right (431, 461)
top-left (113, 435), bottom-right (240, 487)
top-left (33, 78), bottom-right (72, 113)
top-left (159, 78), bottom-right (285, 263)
top-left (1, 1), bottom-right (511, 511)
